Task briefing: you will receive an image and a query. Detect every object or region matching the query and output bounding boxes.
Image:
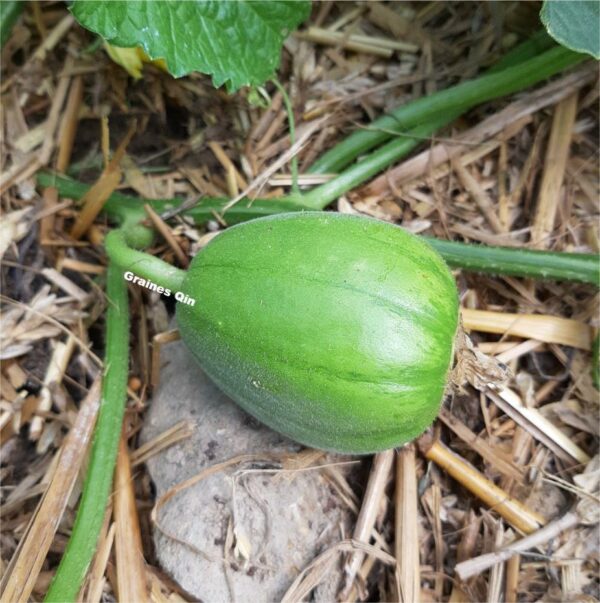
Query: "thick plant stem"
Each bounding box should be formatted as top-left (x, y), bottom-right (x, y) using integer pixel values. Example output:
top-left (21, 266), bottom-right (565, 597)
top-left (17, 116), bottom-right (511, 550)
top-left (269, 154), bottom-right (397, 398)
top-left (37, 40), bottom-right (567, 218)
top-left (425, 238), bottom-right (599, 286)
top-left (105, 229), bottom-right (186, 292)
top-left (36, 173), bottom-right (600, 286)
top-left (42, 53), bottom-right (586, 218)
top-left (308, 45), bottom-right (585, 174)
top-left (45, 262), bottom-right (130, 602)
top-left (300, 116), bottom-right (453, 209)
top-left (486, 30), bottom-right (555, 74)
top-left (36, 171), bottom-right (307, 225)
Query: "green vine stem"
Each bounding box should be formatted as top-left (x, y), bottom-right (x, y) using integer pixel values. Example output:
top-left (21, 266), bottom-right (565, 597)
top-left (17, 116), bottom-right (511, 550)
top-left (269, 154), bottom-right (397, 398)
top-left (486, 30), bottom-right (555, 74)
top-left (104, 229), bottom-right (186, 291)
top-left (114, 223), bottom-right (600, 286)
top-left (37, 42), bottom-right (589, 220)
top-left (37, 172), bottom-right (600, 286)
top-left (45, 261), bottom-right (130, 602)
top-left (424, 238), bottom-right (599, 286)
top-left (308, 45), bottom-right (585, 174)
top-left (300, 116), bottom-right (452, 209)
top-left (39, 48), bottom-right (590, 223)
top-left (37, 171), bottom-right (308, 225)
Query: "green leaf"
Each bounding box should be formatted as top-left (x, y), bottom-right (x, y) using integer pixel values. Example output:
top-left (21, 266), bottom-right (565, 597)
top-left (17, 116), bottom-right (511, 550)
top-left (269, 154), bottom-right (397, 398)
top-left (70, 0), bottom-right (311, 90)
top-left (1, 1), bottom-right (24, 48)
top-left (540, 0), bottom-right (599, 59)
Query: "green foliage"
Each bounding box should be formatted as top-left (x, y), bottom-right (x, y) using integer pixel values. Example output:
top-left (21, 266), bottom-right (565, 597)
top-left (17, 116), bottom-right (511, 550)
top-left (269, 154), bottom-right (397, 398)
top-left (70, 0), bottom-right (311, 90)
top-left (541, 0), bottom-right (599, 59)
top-left (0, 0), bottom-right (24, 48)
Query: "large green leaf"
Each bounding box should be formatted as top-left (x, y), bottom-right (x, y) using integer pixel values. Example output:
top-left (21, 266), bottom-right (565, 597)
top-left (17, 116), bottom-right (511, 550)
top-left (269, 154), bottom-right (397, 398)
top-left (70, 0), bottom-right (311, 90)
top-left (540, 0), bottom-right (599, 59)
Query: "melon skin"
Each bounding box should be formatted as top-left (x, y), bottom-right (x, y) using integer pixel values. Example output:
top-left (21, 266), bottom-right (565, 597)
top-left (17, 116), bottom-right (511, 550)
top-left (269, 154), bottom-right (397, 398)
top-left (176, 212), bottom-right (459, 454)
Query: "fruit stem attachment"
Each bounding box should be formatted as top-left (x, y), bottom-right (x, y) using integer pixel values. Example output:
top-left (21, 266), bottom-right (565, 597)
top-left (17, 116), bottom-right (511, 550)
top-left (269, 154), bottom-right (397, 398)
top-left (104, 228), bottom-right (186, 293)
top-left (45, 261), bottom-right (130, 602)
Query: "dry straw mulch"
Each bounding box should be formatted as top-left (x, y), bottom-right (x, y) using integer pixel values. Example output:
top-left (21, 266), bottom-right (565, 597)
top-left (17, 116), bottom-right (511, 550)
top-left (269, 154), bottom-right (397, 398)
top-left (1, 2), bottom-right (598, 602)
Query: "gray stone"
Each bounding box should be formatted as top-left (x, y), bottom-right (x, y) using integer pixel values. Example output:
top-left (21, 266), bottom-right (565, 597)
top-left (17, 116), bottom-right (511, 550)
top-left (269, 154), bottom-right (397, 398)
top-left (142, 338), bottom-right (352, 602)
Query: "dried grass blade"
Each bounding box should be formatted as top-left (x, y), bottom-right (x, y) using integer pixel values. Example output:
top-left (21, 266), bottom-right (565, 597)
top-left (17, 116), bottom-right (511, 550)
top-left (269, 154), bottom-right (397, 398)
top-left (32, 14), bottom-right (74, 62)
top-left (131, 420), bottom-right (194, 467)
top-left (281, 539), bottom-right (396, 603)
top-left (395, 445), bottom-right (420, 603)
top-left (497, 140), bottom-right (509, 230)
top-left (30, 335), bottom-right (76, 440)
top-left (438, 408), bottom-right (525, 483)
top-left (69, 169), bottom-right (122, 240)
top-left (147, 566), bottom-right (189, 602)
top-left (58, 258), bottom-right (105, 275)
top-left (504, 553), bottom-right (520, 603)
top-left (208, 141), bottom-right (248, 191)
top-left (339, 450), bottom-right (394, 599)
top-left (0, 379), bottom-right (101, 603)
top-left (221, 117), bottom-right (326, 212)
top-left (486, 386), bottom-right (591, 465)
top-left (462, 308), bottom-right (593, 350)
top-left (299, 27), bottom-right (394, 57)
top-left (455, 511), bottom-right (579, 580)
top-left (449, 510), bottom-right (482, 602)
top-left (56, 76), bottom-right (84, 171)
top-left (84, 522), bottom-right (116, 603)
top-left (486, 522), bottom-right (505, 603)
top-left (70, 122), bottom-right (136, 240)
top-left (368, 3), bottom-right (427, 45)
top-left (151, 454), bottom-right (282, 558)
top-left (452, 160), bottom-right (504, 234)
top-left (0, 14), bottom-right (74, 94)
top-left (362, 66), bottom-right (595, 196)
top-left (419, 437), bottom-right (545, 534)
top-left (144, 204), bottom-right (188, 267)
top-left (41, 268), bottom-right (89, 303)
top-left (114, 433), bottom-right (148, 602)
top-left (0, 61), bottom-right (71, 194)
top-left (531, 93), bottom-right (579, 248)
top-left (344, 556), bottom-right (377, 602)
top-left (150, 329), bottom-right (181, 388)
top-left (79, 504), bottom-right (114, 601)
top-left (495, 340), bottom-right (544, 364)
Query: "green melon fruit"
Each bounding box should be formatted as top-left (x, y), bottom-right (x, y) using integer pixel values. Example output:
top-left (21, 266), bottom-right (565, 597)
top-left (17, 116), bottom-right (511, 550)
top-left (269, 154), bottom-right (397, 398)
top-left (176, 212), bottom-right (459, 454)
